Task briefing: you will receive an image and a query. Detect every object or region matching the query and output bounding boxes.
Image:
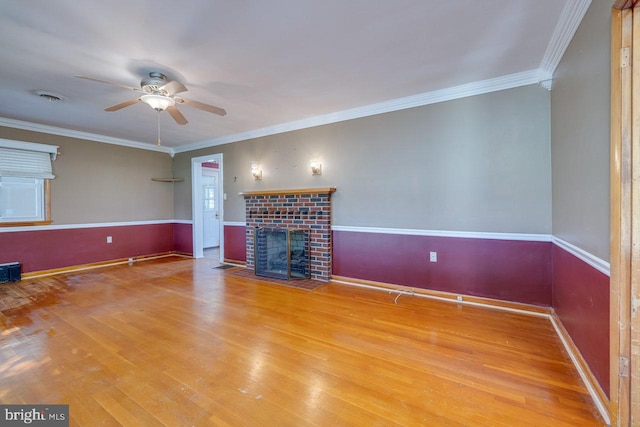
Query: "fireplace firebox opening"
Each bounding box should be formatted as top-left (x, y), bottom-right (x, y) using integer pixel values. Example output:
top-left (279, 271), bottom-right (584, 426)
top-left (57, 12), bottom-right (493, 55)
top-left (254, 227), bottom-right (310, 280)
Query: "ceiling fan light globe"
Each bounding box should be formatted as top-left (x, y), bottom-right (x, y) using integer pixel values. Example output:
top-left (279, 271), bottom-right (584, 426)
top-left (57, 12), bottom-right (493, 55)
top-left (141, 94), bottom-right (175, 111)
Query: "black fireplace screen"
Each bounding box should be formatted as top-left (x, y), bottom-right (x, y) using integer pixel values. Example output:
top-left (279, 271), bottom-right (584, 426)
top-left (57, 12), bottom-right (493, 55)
top-left (254, 227), bottom-right (310, 280)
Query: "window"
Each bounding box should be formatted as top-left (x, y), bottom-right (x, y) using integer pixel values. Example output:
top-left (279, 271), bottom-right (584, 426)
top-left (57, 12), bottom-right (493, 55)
top-left (203, 174), bottom-right (216, 212)
top-left (0, 177), bottom-right (45, 222)
top-left (0, 139), bottom-right (57, 225)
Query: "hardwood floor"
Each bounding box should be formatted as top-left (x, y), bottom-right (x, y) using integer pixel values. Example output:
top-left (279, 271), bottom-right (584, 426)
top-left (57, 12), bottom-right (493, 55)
top-left (0, 256), bottom-right (605, 426)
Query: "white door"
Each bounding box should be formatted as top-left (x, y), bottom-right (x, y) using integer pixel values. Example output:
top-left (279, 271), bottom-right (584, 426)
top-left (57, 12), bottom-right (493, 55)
top-left (202, 169), bottom-right (220, 248)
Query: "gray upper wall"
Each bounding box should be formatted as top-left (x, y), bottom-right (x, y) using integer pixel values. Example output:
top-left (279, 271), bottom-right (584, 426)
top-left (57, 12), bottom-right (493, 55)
top-left (551, 0), bottom-right (610, 261)
top-left (0, 127), bottom-right (174, 224)
top-left (174, 85), bottom-right (552, 234)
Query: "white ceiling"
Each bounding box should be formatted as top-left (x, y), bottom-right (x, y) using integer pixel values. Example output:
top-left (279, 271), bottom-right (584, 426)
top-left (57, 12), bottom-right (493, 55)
top-left (0, 0), bottom-right (589, 154)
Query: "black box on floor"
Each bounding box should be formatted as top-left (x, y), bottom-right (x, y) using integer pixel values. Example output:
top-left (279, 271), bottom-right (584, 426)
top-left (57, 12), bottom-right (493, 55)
top-left (0, 262), bottom-right (21, 283)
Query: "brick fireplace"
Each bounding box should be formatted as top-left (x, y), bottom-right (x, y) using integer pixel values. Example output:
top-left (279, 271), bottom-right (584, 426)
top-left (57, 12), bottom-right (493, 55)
top-left (240, 188), bottom-right (336, 282)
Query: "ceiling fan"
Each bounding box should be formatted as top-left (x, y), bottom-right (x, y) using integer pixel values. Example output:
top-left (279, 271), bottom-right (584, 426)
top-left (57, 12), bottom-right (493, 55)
top-left (75, 72), bottom-right (227, 125)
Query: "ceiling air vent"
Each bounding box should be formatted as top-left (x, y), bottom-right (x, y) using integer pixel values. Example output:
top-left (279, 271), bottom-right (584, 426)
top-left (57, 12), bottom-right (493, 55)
top-left (34, 90), bottom-right (65, 102)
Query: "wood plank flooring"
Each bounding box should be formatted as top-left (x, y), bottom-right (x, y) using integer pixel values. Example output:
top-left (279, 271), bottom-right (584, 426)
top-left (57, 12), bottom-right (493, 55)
top-left (0, 256), bottom-right (605, 426)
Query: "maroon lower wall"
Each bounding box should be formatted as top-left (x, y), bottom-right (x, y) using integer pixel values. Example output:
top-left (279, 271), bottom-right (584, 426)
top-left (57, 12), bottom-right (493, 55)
top-left (223, 228), bottom-right (552, 306)
top-left (173, 222), bottom-right (193, 255)
top-left (552, 245), bottom-right (610, 397)
top-left (0, 223), bottom-right (175, 273)
top-left (333, 231), bottom-right (552, 306)
top-left (224, 225), bottom-right (246, 262)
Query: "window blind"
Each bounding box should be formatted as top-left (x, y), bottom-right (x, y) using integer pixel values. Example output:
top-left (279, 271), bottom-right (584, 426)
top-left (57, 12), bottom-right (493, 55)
top-left (0, 147), bottom-right (55, 179)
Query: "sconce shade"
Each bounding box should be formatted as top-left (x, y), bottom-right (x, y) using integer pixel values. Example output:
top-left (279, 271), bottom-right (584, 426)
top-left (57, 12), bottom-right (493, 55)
top-left (251, 162), bottom-right (262, 180)
top-left (310, 160), bottom-right (322, 175)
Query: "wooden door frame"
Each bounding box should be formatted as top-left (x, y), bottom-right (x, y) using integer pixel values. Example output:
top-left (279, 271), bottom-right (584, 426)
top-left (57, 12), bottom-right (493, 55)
top-left (611, 1), bottom-right (638, 426)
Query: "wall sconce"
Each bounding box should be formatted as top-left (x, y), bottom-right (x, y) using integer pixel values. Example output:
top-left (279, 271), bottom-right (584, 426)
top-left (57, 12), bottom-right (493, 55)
top-left (310, 160), bottom-right (322, 176)
top-left (251, 162), bottom-right (262, 180)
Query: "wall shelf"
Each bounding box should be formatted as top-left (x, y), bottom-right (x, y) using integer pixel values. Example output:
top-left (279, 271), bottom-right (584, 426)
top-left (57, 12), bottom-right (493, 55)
top-left (151, 178), bottom-right (184, 183)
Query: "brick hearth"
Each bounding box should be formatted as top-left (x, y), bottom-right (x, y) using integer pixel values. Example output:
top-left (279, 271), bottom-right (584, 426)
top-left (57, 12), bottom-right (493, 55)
top-left (240, 188), bottom-right (336, 282)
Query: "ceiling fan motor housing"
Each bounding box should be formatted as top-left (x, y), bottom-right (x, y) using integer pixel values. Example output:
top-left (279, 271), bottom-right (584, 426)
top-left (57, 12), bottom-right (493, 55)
top-left (141, 72), bottom-right (168, 94)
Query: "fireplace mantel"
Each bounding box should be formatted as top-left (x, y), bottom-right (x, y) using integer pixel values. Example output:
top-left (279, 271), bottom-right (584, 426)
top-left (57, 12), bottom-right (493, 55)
top-left (239, 187), bottom-right (336, 197)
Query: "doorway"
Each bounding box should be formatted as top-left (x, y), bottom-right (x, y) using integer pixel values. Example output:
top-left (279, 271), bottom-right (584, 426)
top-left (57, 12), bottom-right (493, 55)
top-left (191, 153), bottom-right (224, 262)
top-left (202, 167), bottom-right (220, 249)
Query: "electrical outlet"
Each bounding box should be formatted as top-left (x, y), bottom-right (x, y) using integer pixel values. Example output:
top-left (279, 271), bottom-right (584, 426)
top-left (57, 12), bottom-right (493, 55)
top-left (429, 251), bottom-right (437, 262)
top-left (106, 236), bottom-right (112, 244)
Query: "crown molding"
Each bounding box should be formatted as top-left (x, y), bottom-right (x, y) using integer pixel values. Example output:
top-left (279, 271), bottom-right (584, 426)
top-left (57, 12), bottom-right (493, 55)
top-left (0, 117), bottom-right (174, 156)
top-left (173, 69), bottom-right (544, 154)
top-left (539, 0), bottom-right (592, 77)
top-left (538, 79), bottom-right (554, 91)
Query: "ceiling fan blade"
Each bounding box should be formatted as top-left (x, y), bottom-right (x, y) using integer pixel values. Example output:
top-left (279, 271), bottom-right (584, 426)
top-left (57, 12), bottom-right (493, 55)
top-left (75, 75), bottom-right (141, 92)
top-left (166, 106), bottom-right (188, 125)
top-left (162, 80), bottom-right (188, 95)
top-left (105, 98), bottom-right (141, 112)
top-left (175, 97), bottom-right (226, 116)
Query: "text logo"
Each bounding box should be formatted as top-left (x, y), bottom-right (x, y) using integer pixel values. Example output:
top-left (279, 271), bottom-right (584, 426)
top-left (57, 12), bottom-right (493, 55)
top-left (1, 405), bottom-right (68, 426)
